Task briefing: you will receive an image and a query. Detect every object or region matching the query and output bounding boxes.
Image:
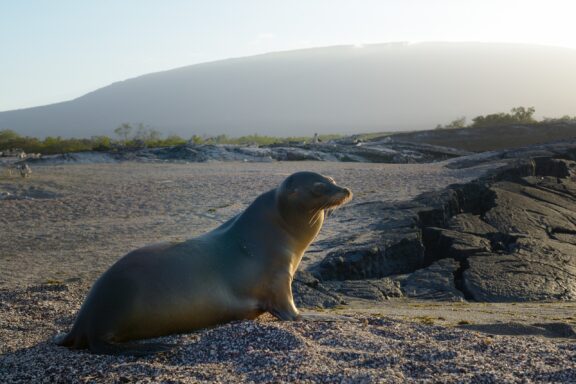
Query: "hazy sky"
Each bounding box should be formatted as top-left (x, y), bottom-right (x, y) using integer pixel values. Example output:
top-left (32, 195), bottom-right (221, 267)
top-left (2, 0), bottom-right (576, 111)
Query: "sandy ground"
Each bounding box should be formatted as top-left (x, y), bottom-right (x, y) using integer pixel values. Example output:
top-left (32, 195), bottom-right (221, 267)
top-left (0, 161), bottom-right (492, 288)
top-left (1, 160), bottom-right (575, 383)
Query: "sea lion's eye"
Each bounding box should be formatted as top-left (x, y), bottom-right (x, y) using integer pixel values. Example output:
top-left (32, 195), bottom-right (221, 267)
top-left (312, 182), bottom-right (327, 196)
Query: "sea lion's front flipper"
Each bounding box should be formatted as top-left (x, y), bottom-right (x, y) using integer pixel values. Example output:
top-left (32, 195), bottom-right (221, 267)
top-left (266, 274), bottom-right (300, 321)
top-left (90, 341), bottom-right (176, 356)
top-left (269, 305), bottom-right (300, 321)
top-left (267, 290), bottom-right (300, 321)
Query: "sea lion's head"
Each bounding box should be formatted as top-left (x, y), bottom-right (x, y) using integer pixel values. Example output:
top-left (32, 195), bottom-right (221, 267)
top-left (277, 172), bottom-right (352, 220)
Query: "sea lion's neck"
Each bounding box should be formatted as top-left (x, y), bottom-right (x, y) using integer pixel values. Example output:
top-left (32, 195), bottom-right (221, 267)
top-left (228, 189), bottom-right (322, 257)
top-left (274, 189), bottom-right (324, 244)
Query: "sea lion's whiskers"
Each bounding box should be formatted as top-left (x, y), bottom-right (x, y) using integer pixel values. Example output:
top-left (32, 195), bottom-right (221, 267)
top-left (322, 192), bottom-right (352, 219)
top-left (308, 212), bottom-right (317, 226)
top-left (309, 201), bottom-right (331, 226)
top-left (308, 208), bottom-right (320, 225)
top-left (310, 215), bottom-right (319, 226)
top-left (309, 206), bottom-right (324, 226)
top-left (328, 196), bottom-right (347, 209)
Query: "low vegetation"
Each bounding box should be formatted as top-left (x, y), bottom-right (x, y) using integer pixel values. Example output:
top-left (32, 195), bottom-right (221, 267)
top-left (3, 108), bottom-right (573, 155)
top-left (436, 106), bottom-right (576, 130)
top-left (0, 123), bottom-right (340, 155)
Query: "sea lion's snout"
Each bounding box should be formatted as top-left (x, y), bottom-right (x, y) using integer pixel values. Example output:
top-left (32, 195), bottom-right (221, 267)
top-left (331, 185), bottom-right (353, 206)
top-left (316, 180), bottom-right (352, 208)
top-left (343, 187), bottom-right (352, 200)
top-left (312, 181), bottom-right (352, 199)
top-left (338, 186), bottom-right (352, 198)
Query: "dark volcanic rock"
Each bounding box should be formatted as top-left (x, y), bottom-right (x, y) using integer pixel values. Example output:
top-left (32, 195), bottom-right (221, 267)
top-left (400, 258), bottom-right (465, 301)
top-left (313, 236), bottom-right (425, 281)
top-left (460, 174), bottom-right (576, 301)
top-left (292, 271), bottom-right (345, 309)
top-left (311, 201), bottom-right (426, 281)
top-left (423, 227), bottom-right (492, 260)
top-left (295, 151), bottom-right (576, 305)
top-left (116, 140), bottom-right (470, 164)
top-left (322, 278), bottom-right (403, 302)
top-left (369, 278), bottom-right (404, 298)
top-left (25, 136), bottom-right (471, 166)
top-left (388, 122), bottom-right (576, 153)
top-left (445, 139), bottom-right (576, 170)
top-left (324, 280), bottom-right (388, 301)
top-left (420, 157), bottom-right (576, 302)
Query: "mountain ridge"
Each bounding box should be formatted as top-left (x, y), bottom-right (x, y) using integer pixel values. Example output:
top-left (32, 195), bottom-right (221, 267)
top-left (2, 42), bottom-right (576, 138)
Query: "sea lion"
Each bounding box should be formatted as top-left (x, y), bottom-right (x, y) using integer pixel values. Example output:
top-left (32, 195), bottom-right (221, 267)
top-left (56, 171), bottom-right (352, 355)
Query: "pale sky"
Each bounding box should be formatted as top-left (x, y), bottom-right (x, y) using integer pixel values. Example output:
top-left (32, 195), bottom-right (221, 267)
top-left (1, 0), bottom-right (576, 111)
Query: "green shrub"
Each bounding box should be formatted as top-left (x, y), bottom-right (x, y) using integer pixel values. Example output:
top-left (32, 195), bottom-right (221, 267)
top-left (0, 126), bottom-right (341, 155)
top-left (471, 106), bottom-right (536, 127)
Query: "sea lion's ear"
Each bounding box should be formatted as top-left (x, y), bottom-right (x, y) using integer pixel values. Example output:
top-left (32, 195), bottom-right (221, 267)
top-left (284, 176), bottom-right (299, 196)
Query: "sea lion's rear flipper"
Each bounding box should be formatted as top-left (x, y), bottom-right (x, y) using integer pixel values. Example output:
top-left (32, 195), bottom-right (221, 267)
top-left (53, 331), bottom-right (89, 350)
top-left (90, 341), bottom-right (176, 356)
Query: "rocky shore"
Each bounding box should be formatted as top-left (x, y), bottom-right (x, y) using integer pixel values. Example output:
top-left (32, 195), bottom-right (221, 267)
top-left (23, 138), bottom-right (470, 166)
